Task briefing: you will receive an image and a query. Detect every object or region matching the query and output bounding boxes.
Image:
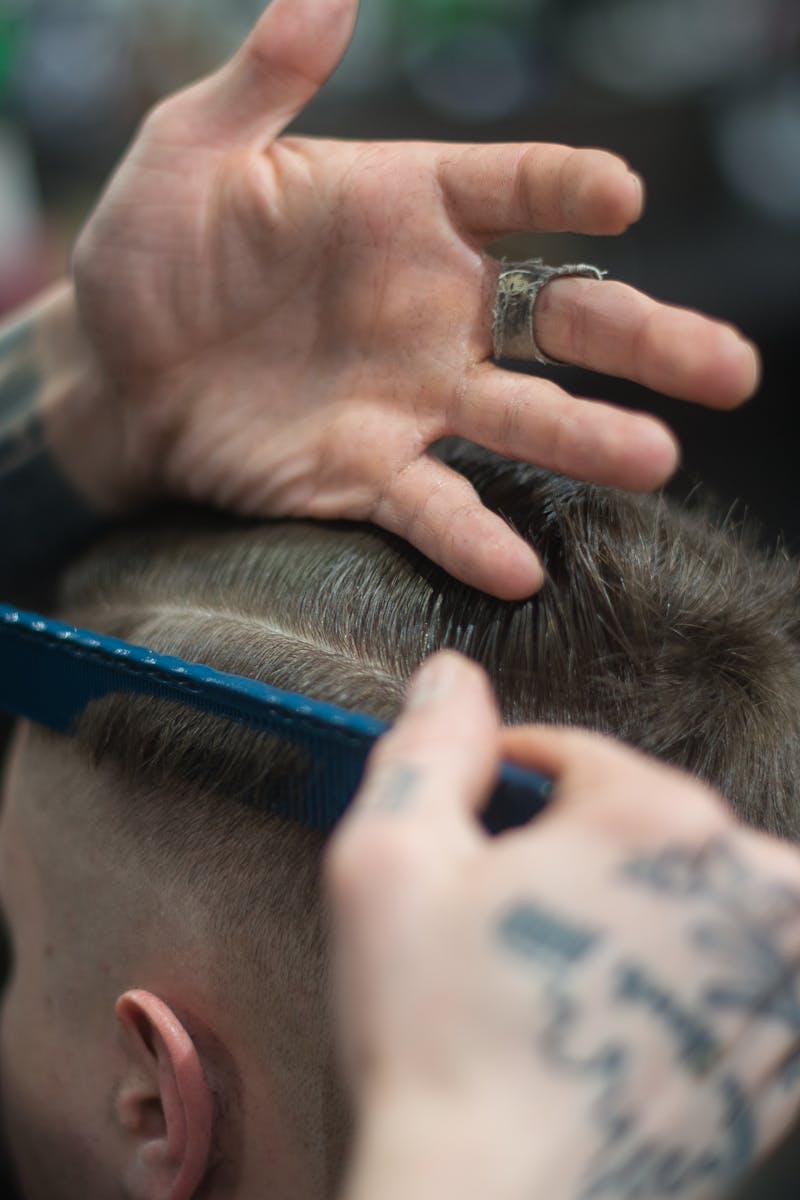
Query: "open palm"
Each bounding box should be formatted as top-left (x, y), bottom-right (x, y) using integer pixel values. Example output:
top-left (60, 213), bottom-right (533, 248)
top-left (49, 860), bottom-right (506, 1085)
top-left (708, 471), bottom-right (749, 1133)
top-left (74, 0), bottom-right (759, 598)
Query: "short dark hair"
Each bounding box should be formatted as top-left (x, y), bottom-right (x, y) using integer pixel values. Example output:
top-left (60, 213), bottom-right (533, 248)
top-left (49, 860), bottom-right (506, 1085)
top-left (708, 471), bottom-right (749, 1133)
top-left (16, 440), bottom-right (798, 1196)
top-left (59, 441), bottom-right (800, 839)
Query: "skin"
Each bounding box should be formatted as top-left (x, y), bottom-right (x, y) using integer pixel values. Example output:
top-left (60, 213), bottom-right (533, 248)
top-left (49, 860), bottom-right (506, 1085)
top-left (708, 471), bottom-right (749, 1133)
top-left (1, 0), bottom-right (761, 598)
top-left (329, 653), bottom-right (800, 1200)
top-left (0, 727), bottom-right (344, 1200)
top-left (0, 0), bottom-right (789, 1194)
top-left (6, 662), bottom-right (800, 1200)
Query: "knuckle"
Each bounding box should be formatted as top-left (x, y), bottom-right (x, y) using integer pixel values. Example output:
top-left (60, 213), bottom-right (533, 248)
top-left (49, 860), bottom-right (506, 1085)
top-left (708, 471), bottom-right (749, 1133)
top-left (636, 306), bottom-right (667, 377)
top-left (558, 147), bottom-right (583, 222)
top-left (638, 779), bottom-right (733, 843)
top-left (735, 826), bottom-right (800, 891)
top-left (516, 145), bottom-right (546, 225)
top-left (454, 654), bottom-right (496, 707)
top-left (583, 744), bottom-right (734, 844)
top-left (495, 388), bottom-right (525, 447)
top-left (382, 464), bottom-right (449, 547)
top-left (241, 31), bottom-right (276, 82)
top-left (227, 148), bottom-right (282, 235)
top-left (444, 371), bottom-right (469, 435)
top-left (548, 406), bottom-right (583, 476)
top-left (573, 149), bottom-right (632, 229)
top-left (366, 729), bottom-right (434, 778)
top-left (241, 27), bottom-right (320, 94)
top-left (534, 279), bottom-right (580, 364)
top-left (682, 780), bottom-right (735, 827)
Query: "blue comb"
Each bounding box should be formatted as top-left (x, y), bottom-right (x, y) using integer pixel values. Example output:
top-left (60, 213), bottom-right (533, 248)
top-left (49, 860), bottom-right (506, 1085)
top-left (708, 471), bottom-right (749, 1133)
top-left (0, 603), bottom-right (552, 833)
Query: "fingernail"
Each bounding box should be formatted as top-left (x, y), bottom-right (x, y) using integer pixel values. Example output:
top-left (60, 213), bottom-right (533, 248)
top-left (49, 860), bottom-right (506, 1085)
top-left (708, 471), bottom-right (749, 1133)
top-left (740, 338), bottom-right (762, 394)
top-left (628, 170), bottom-right (646, 215)
top-left (406, 653), bottom-right (463, 711)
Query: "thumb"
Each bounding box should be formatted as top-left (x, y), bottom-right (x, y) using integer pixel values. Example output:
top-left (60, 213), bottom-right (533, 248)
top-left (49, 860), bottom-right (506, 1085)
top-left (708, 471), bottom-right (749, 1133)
top-left (201, 0), bottom-right (359, 145)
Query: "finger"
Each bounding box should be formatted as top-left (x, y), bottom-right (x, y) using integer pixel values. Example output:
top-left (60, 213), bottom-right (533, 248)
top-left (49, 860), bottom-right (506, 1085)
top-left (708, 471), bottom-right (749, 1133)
top-left (327, 654), bottom-right (499, 901)
top-left (194, 0), bottom-right (359, 145)
top-left (359, 653), bottom-right (500, 825)
top-left (371, 455), bottom-right (545, 599)
top-left (499, 725), bottom-right (728, 838)
top-left (453, 366), bottom-right (680, 492)
top-left (436, 143), bottom-right (644, 240)
top-left (533, 277), bottom-right (762, 409)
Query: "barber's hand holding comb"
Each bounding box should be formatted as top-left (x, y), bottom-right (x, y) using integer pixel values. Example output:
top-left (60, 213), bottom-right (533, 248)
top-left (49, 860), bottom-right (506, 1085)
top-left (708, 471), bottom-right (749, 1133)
top-left (328, 653), bottom-right (800, 1200)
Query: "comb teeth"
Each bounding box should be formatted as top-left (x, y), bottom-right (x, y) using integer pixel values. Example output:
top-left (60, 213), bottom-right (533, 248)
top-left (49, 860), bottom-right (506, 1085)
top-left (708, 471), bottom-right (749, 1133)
top-left (0, 604), bottom-right (552, 833)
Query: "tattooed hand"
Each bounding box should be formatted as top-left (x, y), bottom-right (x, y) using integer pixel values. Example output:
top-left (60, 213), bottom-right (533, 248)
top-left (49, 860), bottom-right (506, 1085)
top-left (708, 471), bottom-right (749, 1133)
top-left (19, 0), bottom-right (755, 598)
top-left (327, 653), bottom-right (800, 1200)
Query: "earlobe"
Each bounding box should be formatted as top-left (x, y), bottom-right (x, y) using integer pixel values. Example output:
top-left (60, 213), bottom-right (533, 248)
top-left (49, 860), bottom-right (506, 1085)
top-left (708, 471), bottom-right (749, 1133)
top-left (115, 990), bottom-right (213, 1200)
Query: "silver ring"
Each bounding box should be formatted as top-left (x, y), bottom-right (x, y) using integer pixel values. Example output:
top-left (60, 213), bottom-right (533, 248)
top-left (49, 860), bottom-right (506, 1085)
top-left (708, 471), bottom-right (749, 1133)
top-left (492, 258), bottom-right (607, 365)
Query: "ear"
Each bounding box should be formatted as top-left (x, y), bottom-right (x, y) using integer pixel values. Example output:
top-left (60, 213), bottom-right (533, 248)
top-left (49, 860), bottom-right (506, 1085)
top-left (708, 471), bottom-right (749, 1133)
top-left (114, 990), bottom-right (213, 1200)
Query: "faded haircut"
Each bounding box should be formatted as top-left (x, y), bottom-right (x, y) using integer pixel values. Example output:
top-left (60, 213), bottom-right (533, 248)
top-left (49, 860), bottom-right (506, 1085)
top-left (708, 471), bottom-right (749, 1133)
top-left (19, 440), bottom-right (800, 1137)
top-left (55, 442), bottom-right (800, 842)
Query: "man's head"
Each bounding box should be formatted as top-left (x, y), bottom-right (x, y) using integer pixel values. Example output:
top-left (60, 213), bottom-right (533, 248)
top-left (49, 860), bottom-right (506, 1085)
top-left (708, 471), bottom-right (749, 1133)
top-left (2, 444), bottom-right (800, 1199)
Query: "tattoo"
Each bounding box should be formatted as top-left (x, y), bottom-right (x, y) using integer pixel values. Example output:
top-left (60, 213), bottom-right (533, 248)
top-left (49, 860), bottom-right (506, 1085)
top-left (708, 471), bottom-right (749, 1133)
top-left (369, 765), bottom-right (422, 812)
top-left (497, 901), bottom-right (601, 972)
top-left (623, 839), bottom-right (752, 907)
top-left (623, 839), bottom-right (800, 929)
top-left (625, 839), bottom-right (800, 1085)
top-left (491, 837), bottom-right (800, 1196)
top-left (580, 1074), bottom-right (757, 1199)
top-left (615, 961), bottom-right (720, 1075)
top-left (533, 958), bottom-right (749, 1197)
top-left (0, 315), bottom-right (44, 476)
top-left (0, 311), bottom-right (106, 590)
top-left (0, 314), bottom-right (37, 424)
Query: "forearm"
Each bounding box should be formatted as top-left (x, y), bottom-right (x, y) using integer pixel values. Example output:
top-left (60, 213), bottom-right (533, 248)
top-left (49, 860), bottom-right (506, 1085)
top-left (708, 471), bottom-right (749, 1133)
top-left (0, 282), bottom-right (126, 591)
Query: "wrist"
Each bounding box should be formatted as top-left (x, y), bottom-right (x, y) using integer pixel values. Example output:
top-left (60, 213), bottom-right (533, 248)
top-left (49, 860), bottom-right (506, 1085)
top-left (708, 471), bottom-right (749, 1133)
top-left (343, 1087), bottom-right (554, 1200)
top-left (0, 282), bottom-right (136, 592)
top-left (35, 280), bottom-right (152, 515)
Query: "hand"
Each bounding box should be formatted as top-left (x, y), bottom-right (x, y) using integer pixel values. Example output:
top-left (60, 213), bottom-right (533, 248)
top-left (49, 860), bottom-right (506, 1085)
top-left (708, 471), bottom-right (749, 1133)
top-left (73, 0), bottom-right (760, 599)
top-left (327, 653), bottom-right (800, 1200)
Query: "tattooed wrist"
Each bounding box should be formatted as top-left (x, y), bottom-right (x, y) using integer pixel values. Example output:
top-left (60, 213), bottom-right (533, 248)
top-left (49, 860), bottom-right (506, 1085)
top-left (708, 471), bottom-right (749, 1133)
top-left (0, 287), bottom-right (115, 592)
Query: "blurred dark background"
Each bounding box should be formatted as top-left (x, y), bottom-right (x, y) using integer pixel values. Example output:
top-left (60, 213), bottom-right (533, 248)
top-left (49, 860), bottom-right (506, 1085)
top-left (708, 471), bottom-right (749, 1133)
top-left (1, 0), bottom-right (799, 543)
